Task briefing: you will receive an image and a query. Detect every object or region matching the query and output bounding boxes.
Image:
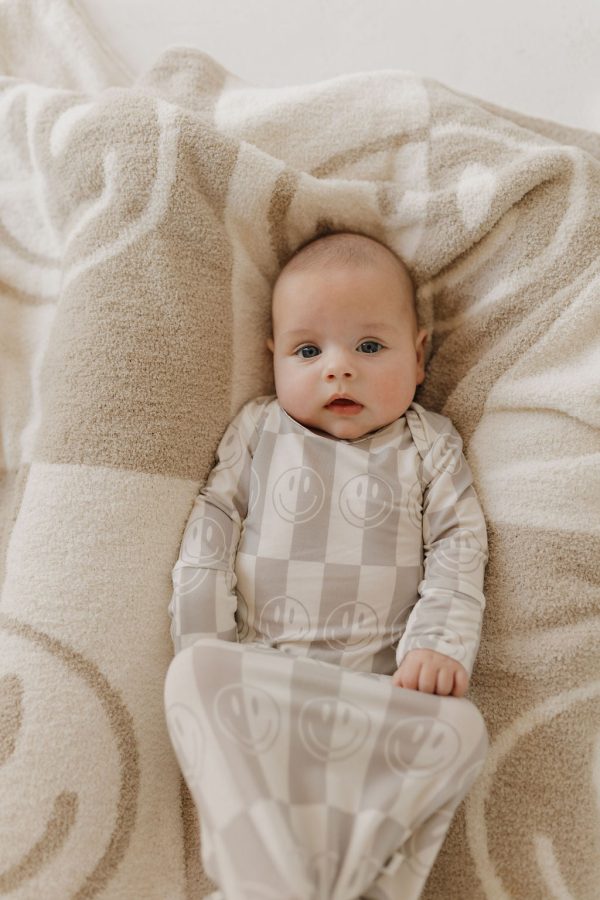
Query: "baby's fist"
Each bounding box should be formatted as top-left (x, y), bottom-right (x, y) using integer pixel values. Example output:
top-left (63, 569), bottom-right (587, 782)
top-left (392, 649), bottom-right (468, 697)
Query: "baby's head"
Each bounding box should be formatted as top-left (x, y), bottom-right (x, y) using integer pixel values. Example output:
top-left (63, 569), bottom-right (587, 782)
top-left (267, 231), bottom-right (428, 440)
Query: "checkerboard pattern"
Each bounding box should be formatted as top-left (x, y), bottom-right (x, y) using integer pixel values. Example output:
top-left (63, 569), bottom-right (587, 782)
top-left (165, 638), bottom-right (488, 899)
top-left (170, 397), bottom-right (487, 678)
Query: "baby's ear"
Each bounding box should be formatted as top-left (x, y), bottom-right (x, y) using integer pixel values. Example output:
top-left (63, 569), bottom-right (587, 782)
top-left (266, 337), bottom-right (274, 353)
top-left (415, 329), bottom-right (428, 384)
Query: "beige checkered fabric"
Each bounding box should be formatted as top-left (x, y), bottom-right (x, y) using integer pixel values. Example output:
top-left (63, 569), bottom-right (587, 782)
top-left (169, 397), bottom-right (487, 677)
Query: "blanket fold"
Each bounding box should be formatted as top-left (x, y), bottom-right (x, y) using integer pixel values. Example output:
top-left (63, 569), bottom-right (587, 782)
top-left (1, 1), bottom-right (599, 898)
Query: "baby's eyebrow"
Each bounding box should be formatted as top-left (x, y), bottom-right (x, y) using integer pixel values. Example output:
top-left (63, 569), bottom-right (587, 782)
top-left (358, 322), bottom-right (394, 332)
top-left (280, 329), bottom-right (317, 340)
top-left (281, 322), bottom-right (394, 339)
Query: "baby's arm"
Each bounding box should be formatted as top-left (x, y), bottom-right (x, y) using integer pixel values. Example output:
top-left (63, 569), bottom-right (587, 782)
top-left (394, 419), bottom-right (488, 694)
top-left (168, 398), bottom-right (266, 655)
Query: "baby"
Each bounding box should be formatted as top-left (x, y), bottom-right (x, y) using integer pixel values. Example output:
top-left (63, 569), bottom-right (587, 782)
top-left (166, 230), bottom-right (489, 900)
top-left (169, 230), bottom-right (488, 696)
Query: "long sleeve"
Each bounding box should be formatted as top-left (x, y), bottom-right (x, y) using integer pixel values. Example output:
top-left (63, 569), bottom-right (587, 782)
top-left (168, 397), bottom-right (268, 655)
top-left (395, 418), bottom-right (488, 678)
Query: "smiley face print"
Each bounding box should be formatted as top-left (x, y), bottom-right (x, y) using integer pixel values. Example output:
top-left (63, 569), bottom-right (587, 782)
top-left (164, 702), bottom-right (206, 792)
top-left (339, 474), bottom-right (394, 529)
top-left (299, 696), bottom-right (371, 762)
top-left (434, 528), bottom-right (485, 575)
top-left (428, 432), bottom-right (464, 478)
top-left (324, 601), bottom-right (379, 650)
top-left (180, 512), bottom-right (229, 566)
top-left (272, 467), bottom-right (325, 524)
top-left (257, 595), bottom-right (311, 643)
top-left (248, 468), bottom-right (261, 514)
top-left (384, 717), bottom-right (460, 777)
top-left (217, 423), bottom-right (245, 470)
top-left (214, 683), bottom-right (280, 754)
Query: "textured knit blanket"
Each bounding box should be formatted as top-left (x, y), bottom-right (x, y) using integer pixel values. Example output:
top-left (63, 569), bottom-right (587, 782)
top-left (1, 2), bottom-right (599, 898)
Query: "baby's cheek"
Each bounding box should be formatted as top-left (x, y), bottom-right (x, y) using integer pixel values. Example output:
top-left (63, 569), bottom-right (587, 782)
top-left (375, 373), bottom-right (413, 417)
top-left (277, 366), bottom-right (316, 421)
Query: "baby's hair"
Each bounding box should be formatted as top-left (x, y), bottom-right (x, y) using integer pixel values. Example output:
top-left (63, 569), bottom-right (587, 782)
top-left (276, 230), bottom-right (419, 325)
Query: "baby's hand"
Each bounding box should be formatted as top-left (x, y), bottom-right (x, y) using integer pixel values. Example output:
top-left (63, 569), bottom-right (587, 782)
top-left (392, 649), bottom-right (468, 697)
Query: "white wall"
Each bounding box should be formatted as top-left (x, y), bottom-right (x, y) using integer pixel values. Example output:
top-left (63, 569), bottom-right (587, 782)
top-left (80, 0), bottom-right (600, 131)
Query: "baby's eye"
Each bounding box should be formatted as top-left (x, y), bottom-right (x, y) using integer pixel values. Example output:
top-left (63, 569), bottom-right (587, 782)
top-left (358, 340), bottom-right (383, 354)
top-left (296, 345), bottom-right (321, 359)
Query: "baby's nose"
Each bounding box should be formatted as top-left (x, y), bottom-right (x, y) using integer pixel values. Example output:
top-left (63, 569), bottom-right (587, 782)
top-left (325, 368), bottom-right (354, 380)
top-left (324, 350), bottom-right (356, 379)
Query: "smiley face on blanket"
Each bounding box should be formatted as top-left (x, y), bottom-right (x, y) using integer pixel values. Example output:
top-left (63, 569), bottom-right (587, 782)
top-left (0, 618), bottom-right (138, 895)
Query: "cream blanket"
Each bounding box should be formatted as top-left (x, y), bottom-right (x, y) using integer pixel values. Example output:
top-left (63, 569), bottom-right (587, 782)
top-left (1, 2), bottom-right (599, 898)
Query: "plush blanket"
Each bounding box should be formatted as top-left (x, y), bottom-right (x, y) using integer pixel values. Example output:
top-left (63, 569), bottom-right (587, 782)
top-left (1, 1), bottom-right (599, 898)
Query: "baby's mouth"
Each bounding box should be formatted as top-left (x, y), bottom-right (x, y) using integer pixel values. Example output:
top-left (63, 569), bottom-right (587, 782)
top-left (325, 398), bottom-right (364, 415)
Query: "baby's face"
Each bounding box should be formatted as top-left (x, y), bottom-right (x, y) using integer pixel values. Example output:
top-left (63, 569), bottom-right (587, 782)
top-left (267, 260), bottom-right (428, 440)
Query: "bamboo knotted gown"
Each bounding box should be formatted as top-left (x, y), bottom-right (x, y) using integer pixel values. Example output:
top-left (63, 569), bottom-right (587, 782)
top-left (165, 396), bottom-right (489, 898)
top-left (165, 640), bottom-right (487, 899)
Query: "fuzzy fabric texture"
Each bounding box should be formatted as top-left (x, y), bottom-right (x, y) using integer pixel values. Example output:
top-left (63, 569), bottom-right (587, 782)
top-left (1, 1), bottom-right (599, 898)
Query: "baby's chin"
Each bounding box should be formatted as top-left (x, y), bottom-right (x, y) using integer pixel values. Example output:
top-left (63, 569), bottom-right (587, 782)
top-left (302, 410), bottom-right (397, 441)
top-left (323, 421), bottom-right (385, 441)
